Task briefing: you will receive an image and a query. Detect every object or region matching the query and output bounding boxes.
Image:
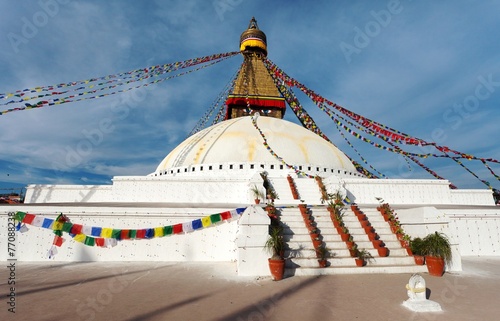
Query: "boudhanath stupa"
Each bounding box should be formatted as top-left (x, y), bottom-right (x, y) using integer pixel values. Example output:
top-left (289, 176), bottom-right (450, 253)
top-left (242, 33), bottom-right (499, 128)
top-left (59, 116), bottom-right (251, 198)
top-left (1, 18), bottom-right (499, 277)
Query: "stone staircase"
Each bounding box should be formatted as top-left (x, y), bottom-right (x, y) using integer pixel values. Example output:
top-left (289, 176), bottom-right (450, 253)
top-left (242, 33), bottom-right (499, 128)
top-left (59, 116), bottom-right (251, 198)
top-left (279, 206), bottom-right (427, 276)
top-left (263, 174), bottom-right (427, 275)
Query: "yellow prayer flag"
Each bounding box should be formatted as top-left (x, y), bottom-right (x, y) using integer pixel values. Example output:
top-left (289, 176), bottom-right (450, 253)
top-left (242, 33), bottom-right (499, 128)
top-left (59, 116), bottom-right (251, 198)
top-left (154, 227), bottom-right (164, 237)
top-left (52, 221), bottom-right (63, 230)
top-left (101, 228), bottom-right (113, 238)
top-left (73, 234), bottom-right (86, 243)
top-left (201, 216), bottom-right (211, 228)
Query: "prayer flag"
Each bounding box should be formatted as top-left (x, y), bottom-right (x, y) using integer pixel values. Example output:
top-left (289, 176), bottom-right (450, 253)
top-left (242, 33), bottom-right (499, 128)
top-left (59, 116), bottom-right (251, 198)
top-left (73, 234), bottom-right (86, 243)
top-left (23, 213), bottom-right (36, 224)
top-left (95, 238), bottom-right (105, 247)
top-left (70, 224), bottom-right (83, 235)
top-left (154, 227), bottom-right (164, 237)
top-left (210, 214), bottom-right (221, 224)
top-left (173, 224), bottom-right (183, 234)
top-left (201, 216), bottom-right (211, 228)
top-left (192, 219), bottom-right (202, 230)
top-left (101, 228), bottom-right (113, 238)
top-left (182, 222), bottom-right (194, 233)
top-left (91, 227), bottom-right (102, 237)
top-left (42, 218), bottom-right (54, 229)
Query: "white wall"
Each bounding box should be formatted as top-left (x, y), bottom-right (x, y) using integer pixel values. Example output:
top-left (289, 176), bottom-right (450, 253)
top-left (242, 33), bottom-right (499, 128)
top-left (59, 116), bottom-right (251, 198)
top-left (0, 205), bottom-right (240, 262)
top-left (343, 178), bottom-right (494, 206)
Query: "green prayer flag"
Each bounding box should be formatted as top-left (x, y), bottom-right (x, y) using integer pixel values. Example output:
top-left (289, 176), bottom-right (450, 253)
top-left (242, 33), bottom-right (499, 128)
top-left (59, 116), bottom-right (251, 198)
top-left (84, 236), bottom-right (95, 246)
top-left (164, 225), bottom-right (173, 235)
top-left (15, 211), bottom-right (26, 222)
top-left (62, 222), bottom-right (73, 233)
top-left (111, 229), bottom-right (121, 239)
top-left (129, 230), bottom-right (137, 239)
top-left (210, 214), bottom-right (222, 224)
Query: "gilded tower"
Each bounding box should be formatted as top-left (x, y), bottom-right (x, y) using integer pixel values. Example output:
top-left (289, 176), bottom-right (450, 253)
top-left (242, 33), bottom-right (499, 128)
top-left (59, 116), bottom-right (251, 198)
top-left (225, 18), bottom-right (286, 119)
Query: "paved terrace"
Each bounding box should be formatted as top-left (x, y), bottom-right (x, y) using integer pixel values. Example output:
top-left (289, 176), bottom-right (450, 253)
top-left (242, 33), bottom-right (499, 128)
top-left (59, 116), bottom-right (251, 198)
top-left (1, 257), bottom-right (499, 321)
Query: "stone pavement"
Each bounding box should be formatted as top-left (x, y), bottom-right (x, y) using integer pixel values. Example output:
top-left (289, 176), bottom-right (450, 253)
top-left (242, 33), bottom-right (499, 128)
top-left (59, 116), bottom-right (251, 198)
top-left (1, 257), bottom-right (499, 321)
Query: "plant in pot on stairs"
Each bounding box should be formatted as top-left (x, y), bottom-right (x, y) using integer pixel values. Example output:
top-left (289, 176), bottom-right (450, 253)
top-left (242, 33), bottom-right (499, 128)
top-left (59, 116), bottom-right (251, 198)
top-left (410, 237), bottom-right (425, 265)
top-left (354, 248), bottom-right (374, 267)
top-left (251, 185), bottom-right (264, 204)
top-left (316, 244), bottom-right (330, 268)
top-left (421, 232), bottom-right (452, 277)
top-left (265, 225), bottom-right (285, 281)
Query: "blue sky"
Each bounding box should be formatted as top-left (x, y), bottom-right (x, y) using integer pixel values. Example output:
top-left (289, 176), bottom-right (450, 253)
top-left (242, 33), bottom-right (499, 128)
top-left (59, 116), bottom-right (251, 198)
top-left (0, 0), bottom-right (499, 191)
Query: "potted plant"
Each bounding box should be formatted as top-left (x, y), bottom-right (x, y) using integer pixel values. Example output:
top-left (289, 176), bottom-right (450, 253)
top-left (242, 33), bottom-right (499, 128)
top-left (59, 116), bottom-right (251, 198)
top-left (349, 244), bottom-right (358, 257)
top-left (339, 226), bottom-right (350, 242)
top-left (312, 236), bottom-right (322, 249)
top-left (251, 185), bottom-right (264, 204)
top-left (410, 237), bottom-right (425, 265)
top-left (316, 244), bottom-right (330, 268)
top-left (309, 227), bottom-right (320, 240)
top-left (377, 246), bottom-right (389, 257)
top-left (354, 248), bottom-right (374, 267)
top-left (265, 226), bottom-right (285, 281)
top-left (421, 232), bottom-right (452, 277)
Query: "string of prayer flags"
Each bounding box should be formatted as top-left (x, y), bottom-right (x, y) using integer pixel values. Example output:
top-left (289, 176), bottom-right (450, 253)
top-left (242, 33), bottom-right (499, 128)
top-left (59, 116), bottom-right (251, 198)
top-left (14, 208), bottom-right (246, 251)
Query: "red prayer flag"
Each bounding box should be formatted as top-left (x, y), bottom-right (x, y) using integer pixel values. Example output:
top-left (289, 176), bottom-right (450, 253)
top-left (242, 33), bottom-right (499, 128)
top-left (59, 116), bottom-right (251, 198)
top-left (70, 224), bottom-right (83, 235)
top-left (173, 224), bottom-right (183, 234)
top-left (136, 229), bottom-right (146, 239)
top-left (220, 211), bottom-right (231, 220)
top-left (121, 230), bottom-right (130, 240)
top-left (23, 213), bottom-right (36, 224)
top-left (95, 238), bottom-right (105, 247)
top-left (53, 236), bottom-right (65, 247)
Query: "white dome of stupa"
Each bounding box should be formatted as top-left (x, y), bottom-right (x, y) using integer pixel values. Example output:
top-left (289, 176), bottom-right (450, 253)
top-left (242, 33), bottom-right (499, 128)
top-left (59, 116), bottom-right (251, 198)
top-left (152, 115), bottom-right (362, 178)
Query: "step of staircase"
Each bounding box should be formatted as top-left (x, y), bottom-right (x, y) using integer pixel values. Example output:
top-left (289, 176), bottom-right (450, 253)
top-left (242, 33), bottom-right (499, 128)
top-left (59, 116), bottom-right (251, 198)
top-left (285, 264), bottom-right (428, 276)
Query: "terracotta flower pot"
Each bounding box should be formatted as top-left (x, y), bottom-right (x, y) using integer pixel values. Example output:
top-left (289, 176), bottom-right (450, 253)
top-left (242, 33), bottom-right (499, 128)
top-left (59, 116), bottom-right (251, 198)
top-left (312, 239), bottom-right (322, 248)
top-left (309, 233), bottom-right (320, 240)
top-left (425, 256), bottom-right (445, 277)
top-left (255, 199), bottom-right (260, 204)
top-left (390, 225), bottom-right (398, 234)
top-left (372, 240), bottom-right (383, 249)
top-left (355, 258), bottom-right (365, 267)
top-left (305, 220), bottom-right (315, 229)
top-left (350, 205), bottom-right (358, 211)
top-left (346, 241), bottom-right (355, 249)
top-left (318, 259), bottom-right (327, 268)
top-left (360, 220), bottom-right (370, 227)
top-left (377, 247), bottom-right (389, 257)
top-left (349, 249), bottom-right (357, 257)
top-left (414, 255), bottom-right (425, 265)
top-left (364, 226), bottom-right (374, 234)
top-left (268, 258), bottom-right (285, 281)
top-left (406, 247), bottom-right (413, 256)
top-left (340, 233), bottom-right (350, 242)
top-left (367, 232), bottom-right (379, 241)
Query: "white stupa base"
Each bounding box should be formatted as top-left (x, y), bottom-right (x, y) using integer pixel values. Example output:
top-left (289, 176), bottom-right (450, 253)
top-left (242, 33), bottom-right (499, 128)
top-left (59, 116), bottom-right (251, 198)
top-left (402, 299), bottom-right (442, 312)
